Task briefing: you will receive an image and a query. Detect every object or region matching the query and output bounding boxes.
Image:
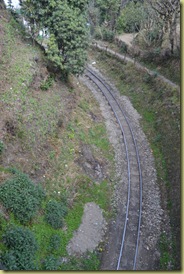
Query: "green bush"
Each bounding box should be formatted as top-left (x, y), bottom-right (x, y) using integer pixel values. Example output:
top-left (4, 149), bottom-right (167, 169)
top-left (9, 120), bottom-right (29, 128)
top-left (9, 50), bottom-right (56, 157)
top-left (120, 42), bottom-right (128, 54)
top-left (45, 200), bottom-right (67, 229)
top-left (2, 226), bottom-right (38, 270)
top-left (0, 172), bottom-right (45, 224)
top-left (42, 255), bottom-right (60, 270)
top-left (142, 72), bottom-right (153, 83)
top-left (48, 234), bottom-right (61, 251)
top-left (93, 27), bottom-right (115, 42)
top-left (102, 28), bottom-right (115, 42)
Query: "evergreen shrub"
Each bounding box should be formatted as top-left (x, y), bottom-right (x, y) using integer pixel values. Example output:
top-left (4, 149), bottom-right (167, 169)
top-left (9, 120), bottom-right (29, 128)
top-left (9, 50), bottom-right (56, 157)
top-left (45, 200), bottom-right (67, 229)
top-left (0, 172), bottom-right (45, 224)
top-left (2, 226), bottom-right (38, 270)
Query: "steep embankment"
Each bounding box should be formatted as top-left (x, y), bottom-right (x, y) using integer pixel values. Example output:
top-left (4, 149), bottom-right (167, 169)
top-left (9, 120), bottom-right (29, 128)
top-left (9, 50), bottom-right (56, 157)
top-left (0, 9), bottom-right (116, 270)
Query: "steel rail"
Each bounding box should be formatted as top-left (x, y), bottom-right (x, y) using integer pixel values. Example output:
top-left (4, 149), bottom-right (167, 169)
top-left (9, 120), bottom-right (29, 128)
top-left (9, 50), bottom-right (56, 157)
top-left (85, 68), bottom-right (143, 270)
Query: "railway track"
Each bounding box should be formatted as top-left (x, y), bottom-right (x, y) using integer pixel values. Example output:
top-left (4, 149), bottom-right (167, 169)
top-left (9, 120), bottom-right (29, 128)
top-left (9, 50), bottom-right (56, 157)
top-left (84, 67), bottom-right (143, 270)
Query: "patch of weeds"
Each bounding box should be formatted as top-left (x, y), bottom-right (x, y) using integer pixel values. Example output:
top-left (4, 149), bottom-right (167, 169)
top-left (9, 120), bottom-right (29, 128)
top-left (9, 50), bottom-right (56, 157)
top-left (153, 134), bottom-right (162, 143)
top-left (68, 88), bottom-right (74, 93)
top-left (16, 129), bottom-right (26, 140)
top-left (82, 251), bottom-right (100, 270)
top-left (31, 217), bottom-right (67, 261)
top-left (67, 124), bottom-right (75, 139)
top-left (88, 125), bottom-right (110, 152)
top-left (79, 100), bottom-right (89, 112)
top-left (49, 151), bottom-right (56, 160)
top-left (167, 199), bottom-right (172, 210)
top-left (77, 179), bottom-right (111, 218)
top-left (65, 203), bottom-right (84, 232)
top-left (60, 251), bottom-right (100, 270)
top-left (143, 110), bottom-right (155, 123)
top-left (40, 75), bottom-right (54, 91)
top-left (142, 72), bottom-right (153, 83)
top-left (159, 232), bottom-right (174, 270)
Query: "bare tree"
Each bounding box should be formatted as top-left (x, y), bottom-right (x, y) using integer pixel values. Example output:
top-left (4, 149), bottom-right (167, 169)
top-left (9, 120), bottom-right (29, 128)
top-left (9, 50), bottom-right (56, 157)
top-left (147, 0), bottom-right (180, 54)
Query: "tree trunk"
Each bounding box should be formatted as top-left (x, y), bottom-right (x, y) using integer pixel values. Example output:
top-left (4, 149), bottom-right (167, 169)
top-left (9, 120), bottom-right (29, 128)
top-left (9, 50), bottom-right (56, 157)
top-left (169, 11), bottom-right (178, 54)
top-left (0, 0), bottom-right (6, 9)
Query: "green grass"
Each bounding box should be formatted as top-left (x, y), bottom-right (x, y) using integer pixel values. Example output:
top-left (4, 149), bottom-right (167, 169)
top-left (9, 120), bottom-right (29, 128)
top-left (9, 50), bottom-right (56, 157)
top-left (159, 232), bottom-right (174, 270)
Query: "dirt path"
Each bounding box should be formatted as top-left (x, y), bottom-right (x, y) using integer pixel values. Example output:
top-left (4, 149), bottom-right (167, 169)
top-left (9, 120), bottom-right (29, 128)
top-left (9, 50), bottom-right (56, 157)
top-left (116, 33), bottom-right (135, 47)
top-left (91, 43), bottom-right (179, 90)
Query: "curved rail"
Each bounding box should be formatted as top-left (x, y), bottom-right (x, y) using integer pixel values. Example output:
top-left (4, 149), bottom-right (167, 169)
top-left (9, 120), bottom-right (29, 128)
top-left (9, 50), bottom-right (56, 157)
top-left (84, 67), bottom-right (143, 270)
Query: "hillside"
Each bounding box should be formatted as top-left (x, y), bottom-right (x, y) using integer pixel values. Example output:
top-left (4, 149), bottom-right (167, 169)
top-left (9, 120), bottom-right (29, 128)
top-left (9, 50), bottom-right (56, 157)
top-left (0, 7), bottom-right (116, 270)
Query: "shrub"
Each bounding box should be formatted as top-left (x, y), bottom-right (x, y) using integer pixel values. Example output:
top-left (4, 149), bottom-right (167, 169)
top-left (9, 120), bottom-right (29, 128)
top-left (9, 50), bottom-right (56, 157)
top-left (42, 255), bottom-right (60, 270)
top-left (2, 226), bottom-right (38, 270)
top-left (3, 226), bottom-right (37, 252)
top-left (3, 250), bottom-right (38, 270)
top-left (45, 200), bottom-right (67, 229)
top-left (0, 172), bottom-right (45, 224)
top-left (0, 141), bottom-right (4, 154)
top-left (120, 42), bottom-right (128, 54)
top-left (93, 27), bottom-right (115, 42)
top-left (102, 28), bottom-right (115, 42)
top-left (93, 27), bottom-right (103, 40)
top-left (142, 72), bottom-right (153, 83)
top-left (48, 234), bottom-right (61, 252)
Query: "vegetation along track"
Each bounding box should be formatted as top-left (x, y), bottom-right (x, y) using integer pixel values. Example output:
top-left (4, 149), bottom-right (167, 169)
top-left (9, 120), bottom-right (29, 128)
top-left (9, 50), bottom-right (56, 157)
top-left (85, 68), bottom-right (143, 270)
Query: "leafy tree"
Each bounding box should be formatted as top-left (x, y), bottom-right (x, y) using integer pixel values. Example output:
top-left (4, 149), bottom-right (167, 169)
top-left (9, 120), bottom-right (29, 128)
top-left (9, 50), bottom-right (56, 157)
top-left (95, 0), bottom-right (121, 30)
top-left (21, 0), bottom-right (89, 76)
top-left (45, 1), bottom-right (88, 75)
top-left (116, 1), bottom-right (146, 33)
top-left (67, 0), bottom-right (88, 11)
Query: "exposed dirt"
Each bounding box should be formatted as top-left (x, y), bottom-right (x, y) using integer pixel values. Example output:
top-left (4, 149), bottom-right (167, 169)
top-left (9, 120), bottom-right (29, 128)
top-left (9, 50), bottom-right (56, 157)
top-left (76, 144), bottom-right (105, 181)
top-left (116, 33), bottom-right (135, 47)
top-left (67, 202), bottom-right (107, 256)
